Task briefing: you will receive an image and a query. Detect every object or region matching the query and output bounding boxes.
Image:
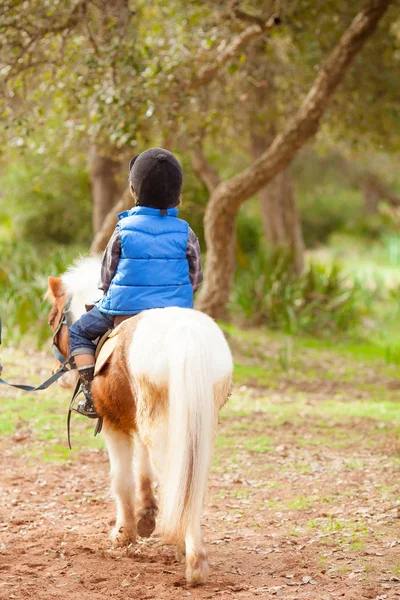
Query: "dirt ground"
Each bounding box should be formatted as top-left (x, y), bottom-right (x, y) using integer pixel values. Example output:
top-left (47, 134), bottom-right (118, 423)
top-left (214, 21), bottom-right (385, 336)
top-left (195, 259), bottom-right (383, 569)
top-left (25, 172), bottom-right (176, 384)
top-left (1, 344), bottom-right (400, 599)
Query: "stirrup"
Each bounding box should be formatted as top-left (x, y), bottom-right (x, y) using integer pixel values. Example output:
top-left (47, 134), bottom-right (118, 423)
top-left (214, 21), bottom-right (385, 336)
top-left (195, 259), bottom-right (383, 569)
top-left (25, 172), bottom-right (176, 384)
top-left (67, 382), bottom-right (103, 449)
top-left (76, 397), bottom-right (99, 419)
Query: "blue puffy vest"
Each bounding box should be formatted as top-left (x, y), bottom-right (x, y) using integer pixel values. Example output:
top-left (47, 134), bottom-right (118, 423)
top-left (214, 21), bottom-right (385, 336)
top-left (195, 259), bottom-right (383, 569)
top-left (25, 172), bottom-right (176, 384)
top-left (98, 206), bottom-right (193, 315)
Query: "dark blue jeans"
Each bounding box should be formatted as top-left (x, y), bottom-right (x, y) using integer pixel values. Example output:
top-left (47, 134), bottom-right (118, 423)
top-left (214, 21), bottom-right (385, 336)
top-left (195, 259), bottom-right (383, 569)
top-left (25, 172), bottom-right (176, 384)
top-left (69, 307), bottom-right (115, 357)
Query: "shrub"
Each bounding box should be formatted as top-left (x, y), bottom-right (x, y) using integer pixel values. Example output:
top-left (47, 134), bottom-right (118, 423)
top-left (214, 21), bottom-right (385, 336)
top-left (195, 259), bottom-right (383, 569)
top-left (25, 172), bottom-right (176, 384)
top-left (0, 158), bottom-right (92, 245)
top-left (230, 248), bottom-right (373, 334)
top-left (0, 241), bottom-right (85, 347)
top-left (381, 234), bottom-right (400, 267)
top-left (299, 185), bottom-right (365, 248)
top-left (236, 211), bottom-right (264, 258)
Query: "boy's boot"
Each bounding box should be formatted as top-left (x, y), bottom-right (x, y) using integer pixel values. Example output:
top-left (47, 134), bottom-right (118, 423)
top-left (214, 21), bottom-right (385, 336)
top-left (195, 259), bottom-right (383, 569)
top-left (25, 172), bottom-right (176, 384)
top-left (76, 365), bottom-right (99, 419)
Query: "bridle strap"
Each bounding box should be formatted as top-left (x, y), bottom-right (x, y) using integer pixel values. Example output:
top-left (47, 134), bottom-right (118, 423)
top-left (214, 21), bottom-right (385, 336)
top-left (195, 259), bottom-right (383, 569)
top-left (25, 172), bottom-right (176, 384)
top-left (0, 358), bottom-right (74, 391)
top-left (0, 296), bottom-right (76, 391)
top-left (0, 298), bottom-right (103, 447)
top-left (51, 296), bottom-right (73, 365)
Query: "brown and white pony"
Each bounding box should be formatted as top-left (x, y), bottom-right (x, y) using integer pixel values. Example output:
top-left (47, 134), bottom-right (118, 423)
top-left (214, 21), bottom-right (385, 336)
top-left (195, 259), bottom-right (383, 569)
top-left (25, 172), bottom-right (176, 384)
top-left (46, 257), bottom-right (233, 586)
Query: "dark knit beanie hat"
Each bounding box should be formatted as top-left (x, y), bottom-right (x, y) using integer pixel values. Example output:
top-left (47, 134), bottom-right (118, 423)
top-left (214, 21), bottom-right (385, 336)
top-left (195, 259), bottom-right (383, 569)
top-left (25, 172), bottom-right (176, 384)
top-left (129, 148), bottom-right (183, 209)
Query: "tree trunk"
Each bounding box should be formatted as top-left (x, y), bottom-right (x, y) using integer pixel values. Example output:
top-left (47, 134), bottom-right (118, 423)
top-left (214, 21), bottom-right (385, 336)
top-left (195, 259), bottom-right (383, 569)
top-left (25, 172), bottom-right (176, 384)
top-left (190, 146), bottom-right (221, 195)
top-left (196, 0), bottom-right (390, 318)
top-left (251, 132), bottom-right (304, 275)
top-left (89, 146), bottom-right (124, 235)
top-left (198, 205), bottom-right (238, 319)
top-left (90, 186), bottom-right (132, 255)
top-left (190, 146), bottom-right (234, 317)
top-left (360, 171), bottom-right (400, 213)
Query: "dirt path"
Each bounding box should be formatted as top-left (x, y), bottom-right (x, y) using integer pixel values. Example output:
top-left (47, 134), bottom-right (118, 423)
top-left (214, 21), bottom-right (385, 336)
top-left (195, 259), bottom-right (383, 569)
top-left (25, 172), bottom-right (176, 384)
top-left (1, 344), bottom-right (400, 599)
top-left (1, 427), bottom-right (400, 599)
top-left (1, 450), bottom-right (289, 600)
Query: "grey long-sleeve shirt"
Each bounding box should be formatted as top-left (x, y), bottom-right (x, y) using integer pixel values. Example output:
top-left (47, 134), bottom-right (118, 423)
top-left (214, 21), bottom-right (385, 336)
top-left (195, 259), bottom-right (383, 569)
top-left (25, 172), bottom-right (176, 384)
top-left (98, 225), bottom-right (203, 296)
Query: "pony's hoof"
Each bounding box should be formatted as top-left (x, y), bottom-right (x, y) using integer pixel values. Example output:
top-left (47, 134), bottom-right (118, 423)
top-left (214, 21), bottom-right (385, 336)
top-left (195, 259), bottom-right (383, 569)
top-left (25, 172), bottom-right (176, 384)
top-left (110, 525), bottom-right (136, 547)
top-left (186, 553), bottom-right (209, 586)
top-left (136, 507), bottom-right (157, 538)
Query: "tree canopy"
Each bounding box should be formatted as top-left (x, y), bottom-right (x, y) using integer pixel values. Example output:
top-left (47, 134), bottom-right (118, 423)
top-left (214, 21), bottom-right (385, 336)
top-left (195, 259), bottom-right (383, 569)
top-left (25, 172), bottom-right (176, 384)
top-left (1, 0), bottom-right (399, 317)
top-left (2, 0), bottom-right (398, 155)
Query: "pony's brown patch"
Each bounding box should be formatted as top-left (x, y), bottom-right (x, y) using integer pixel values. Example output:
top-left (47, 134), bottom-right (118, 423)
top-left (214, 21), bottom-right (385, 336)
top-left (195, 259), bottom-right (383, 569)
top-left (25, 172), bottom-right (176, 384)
top-left (135, 376), bottom-right (168, 423)
top-left (214, 375), bottom-right (233, 410)
top-left (46, 276), bottom-right (65, 299)
top-left (45, 278), bottom-right (70, 363)
top-left (92, 316), bottom-right (142, 434)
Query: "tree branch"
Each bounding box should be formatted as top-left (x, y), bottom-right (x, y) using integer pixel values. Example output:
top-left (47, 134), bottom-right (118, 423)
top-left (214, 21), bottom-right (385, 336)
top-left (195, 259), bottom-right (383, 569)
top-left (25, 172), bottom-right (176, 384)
top-left (190, 14), bottom-right (277, 89)
top-left (6, 59), bottom-right (56, 81)
top-left (197, 0), bottom-right (392, 317)
top-left (90, 187), bottom-right (132, 255)
top-left (4, 0), bottom-right (89, 81)
top-left (232, 8), bottom-right (266, 28)
top-left (209, 0), bottom-right (392, 215)
top-left (190, 146), bottom-right (221, 194)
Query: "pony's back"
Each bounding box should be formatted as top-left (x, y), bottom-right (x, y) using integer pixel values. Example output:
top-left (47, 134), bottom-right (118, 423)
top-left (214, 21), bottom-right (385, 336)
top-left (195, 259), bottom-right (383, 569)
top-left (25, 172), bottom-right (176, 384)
top-left (128, 307), bottom-right (232, 386)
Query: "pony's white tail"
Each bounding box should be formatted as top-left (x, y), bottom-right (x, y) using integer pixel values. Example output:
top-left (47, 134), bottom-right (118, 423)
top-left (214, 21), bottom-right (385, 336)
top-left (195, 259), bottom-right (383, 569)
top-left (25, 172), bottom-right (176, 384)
top-left (158, 324), bottom-right (215, 543)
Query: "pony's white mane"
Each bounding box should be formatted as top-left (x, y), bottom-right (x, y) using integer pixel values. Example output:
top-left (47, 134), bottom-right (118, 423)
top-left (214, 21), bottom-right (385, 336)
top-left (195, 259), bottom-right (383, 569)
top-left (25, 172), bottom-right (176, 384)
top-left (61, 255), bottom-right (102, 321)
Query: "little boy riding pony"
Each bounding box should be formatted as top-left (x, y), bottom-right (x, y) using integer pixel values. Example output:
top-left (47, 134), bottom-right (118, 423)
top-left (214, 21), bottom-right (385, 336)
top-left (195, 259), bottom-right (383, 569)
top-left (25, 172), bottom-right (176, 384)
top-left (69, 148), bottom-right (203, 418)
top-left (45, 149), bottom-right (232, 586)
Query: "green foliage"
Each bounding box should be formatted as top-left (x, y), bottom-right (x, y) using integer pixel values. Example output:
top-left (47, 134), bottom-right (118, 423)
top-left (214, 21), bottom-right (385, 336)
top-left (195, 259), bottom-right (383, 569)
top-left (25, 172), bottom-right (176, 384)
top-left (231, 248), bottom-right (372, 334)
top-left (0, 240), bottom-right (84, 346)
top-left (236, 211), bottom-right (264, 257)
top-left (298, 184), bottom-right (387, 248)
top-left (277, 1), bottom-right (400, 151)
top-left (292, 151), bottom-right (366, 247)
top-left (0, 0), bottom-right (398, 364)
top-left (384, 344), bottom-right (400, 366)
top-left (381, 234), bottom-right (400, 267)
top-left (299, 185), bottom-right (364, 247)
top-left (0, 1), bottom-right (228, 149)
top-left (293, 149), bottom-right (400, 247)
top-left (178, 155), bottom-right (209, 248)
top-left (0, 157), bottom-right (92, 245)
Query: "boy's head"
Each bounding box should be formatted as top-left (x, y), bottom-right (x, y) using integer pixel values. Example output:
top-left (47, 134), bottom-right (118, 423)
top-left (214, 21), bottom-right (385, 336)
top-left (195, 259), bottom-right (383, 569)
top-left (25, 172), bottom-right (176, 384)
top-left (129, 148), bottom-right (182, 209)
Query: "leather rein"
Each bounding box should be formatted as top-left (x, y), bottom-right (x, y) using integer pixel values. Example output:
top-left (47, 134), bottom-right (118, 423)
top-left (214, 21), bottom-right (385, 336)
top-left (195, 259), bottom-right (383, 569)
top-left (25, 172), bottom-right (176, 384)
top-left (1, 298), bottom-right (102, 447)
top-left (0, 298), bottom-right (76, 391)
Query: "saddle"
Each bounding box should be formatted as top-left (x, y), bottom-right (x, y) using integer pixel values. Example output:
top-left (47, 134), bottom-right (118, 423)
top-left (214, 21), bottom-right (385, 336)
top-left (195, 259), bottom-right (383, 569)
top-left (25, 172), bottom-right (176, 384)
top-left (93, 314), bottom-right (138, 376)
top-left (94, 326), bottom-right (121, 375)
top-left (83, 304), bottom-right (135, 375)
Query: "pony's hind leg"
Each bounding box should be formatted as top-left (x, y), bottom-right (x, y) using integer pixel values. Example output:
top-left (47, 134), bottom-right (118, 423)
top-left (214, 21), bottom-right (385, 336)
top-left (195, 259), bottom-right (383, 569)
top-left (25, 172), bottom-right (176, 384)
top-left (103, 421), bottom-right (136, 546)
top-left (134, 436), bottom-right (158, 537)
top-left (185, 520), bottom-right (209, 586)
top-left (183, 380), bottom-right (231, 585)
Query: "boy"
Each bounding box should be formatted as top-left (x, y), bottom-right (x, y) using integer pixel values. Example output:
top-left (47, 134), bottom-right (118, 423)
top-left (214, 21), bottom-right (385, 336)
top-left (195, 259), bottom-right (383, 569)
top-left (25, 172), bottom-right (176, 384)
top-left (69, 148), bottom-right (203, 418)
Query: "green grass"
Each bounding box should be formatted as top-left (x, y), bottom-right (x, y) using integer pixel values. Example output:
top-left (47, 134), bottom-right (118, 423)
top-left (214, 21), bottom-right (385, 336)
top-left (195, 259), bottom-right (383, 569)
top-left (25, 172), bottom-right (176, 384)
top-left (2, 317), bottom-right (400, 465)
top-left (243, 435), bottom-right (271, 453)
top-left (231, 488), bottom-right (253, 499)
top-left (286, 496), bottom-right (315, 510)
top-left (2, 317), bottom-right (400, 590)
top-left (320, 398), bottom-right (400, 422)
top-left (234, 363), bottom-right (279, 388)
top-left (391, 561), bottom-right (400, 576)
top-left (0, 349), bottom-right (104, 462)
top-left (350, 539), bottom-right (365, 552)
top-left (225, 321), bottom-right (400, 397)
